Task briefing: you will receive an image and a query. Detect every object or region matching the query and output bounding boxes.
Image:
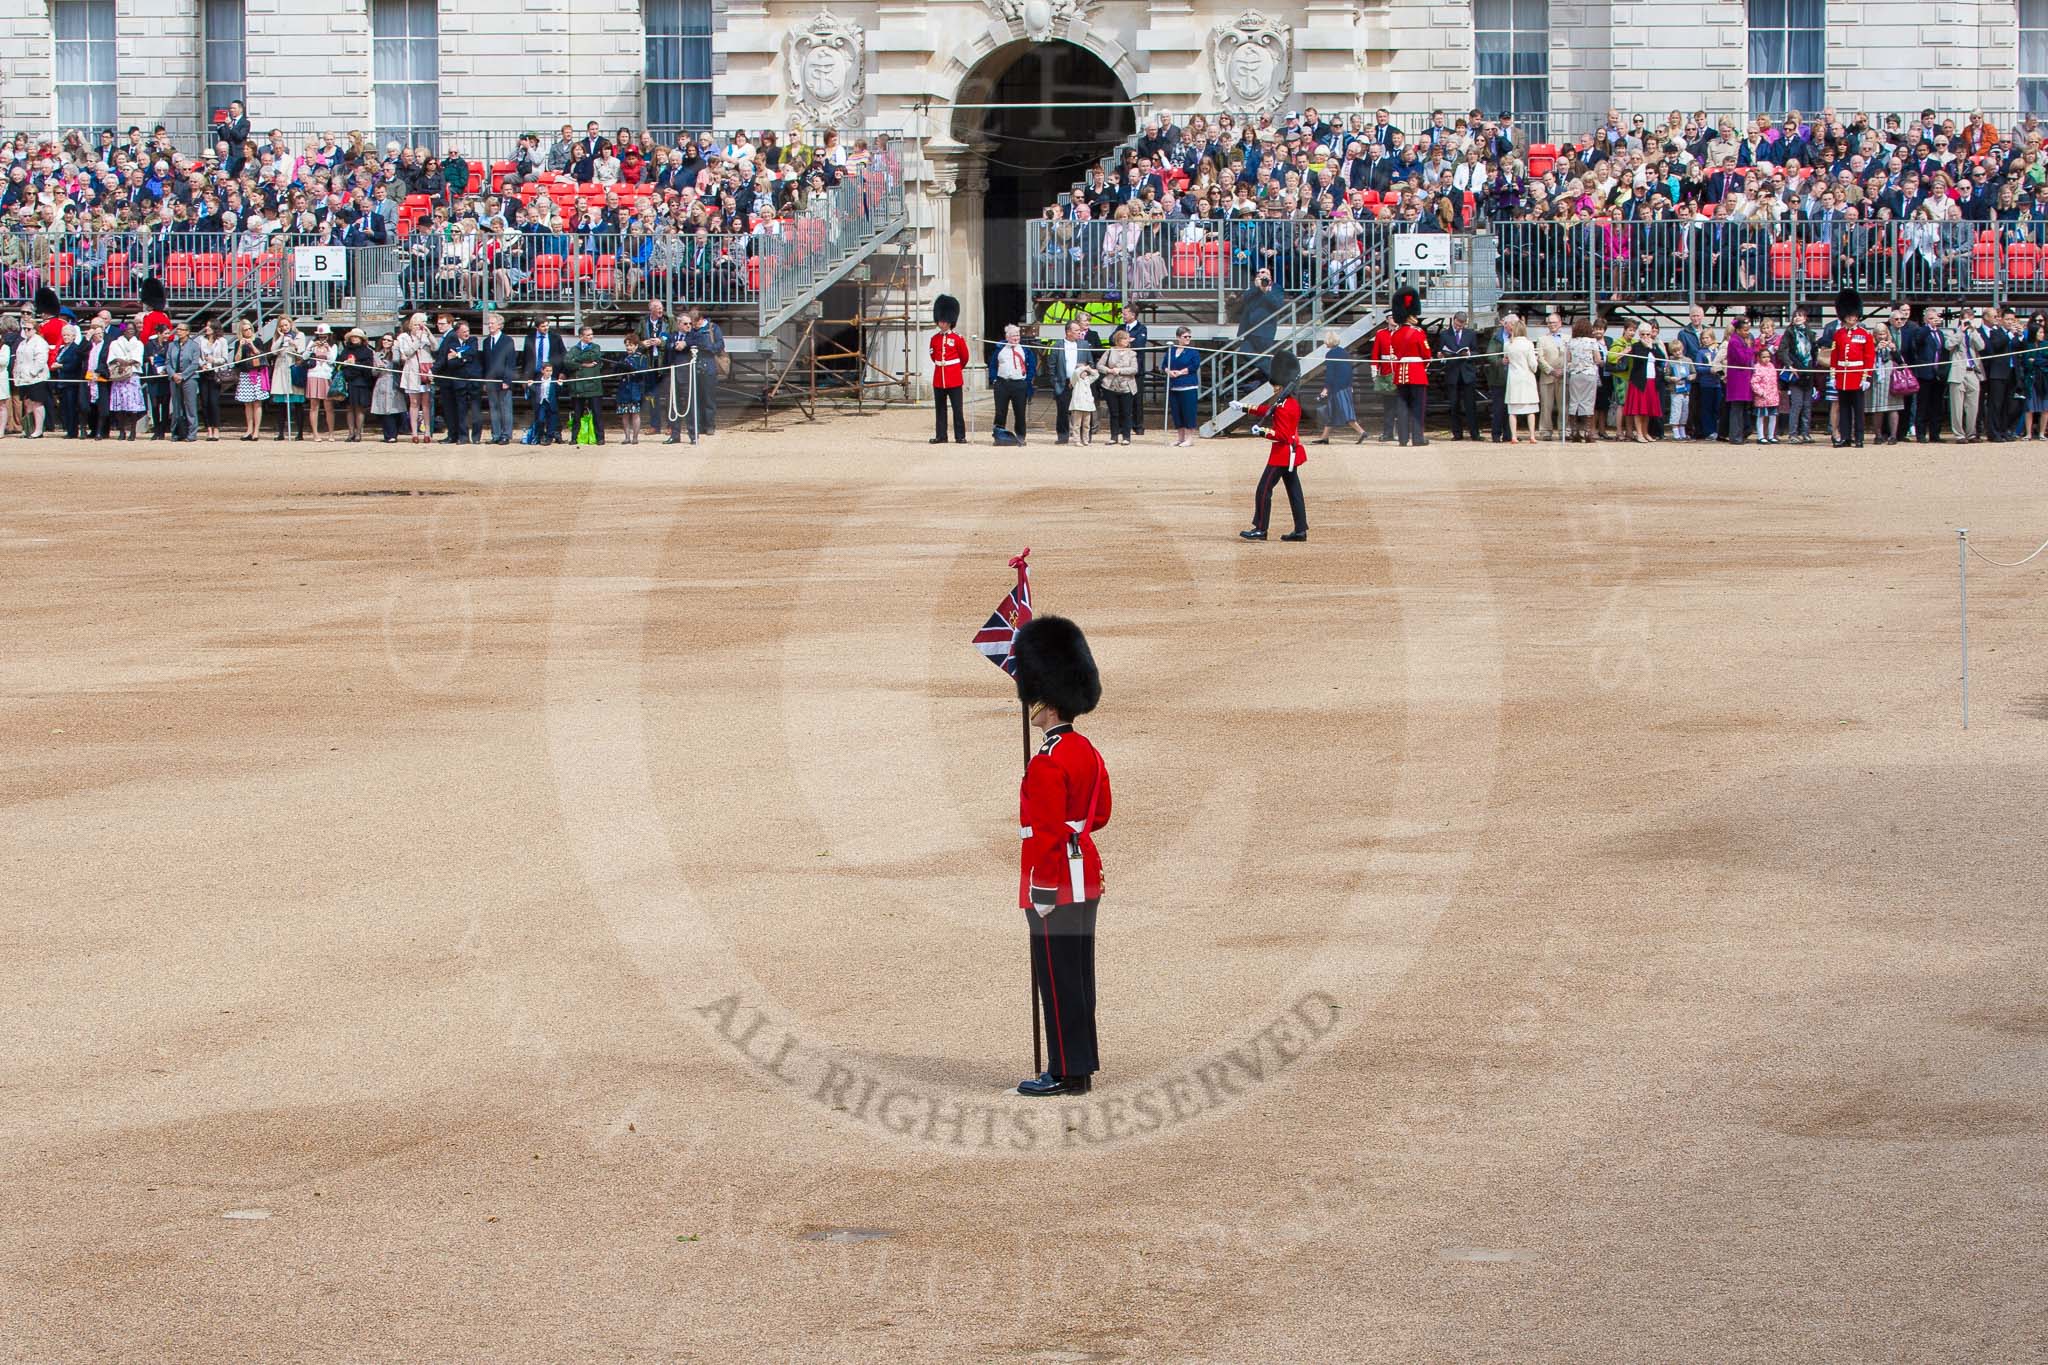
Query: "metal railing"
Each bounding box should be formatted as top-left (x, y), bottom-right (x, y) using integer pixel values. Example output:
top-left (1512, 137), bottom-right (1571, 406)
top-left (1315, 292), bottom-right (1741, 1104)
top-left (1494, 217), bottom-right (2048, 311)
top-left (1028, 217), bottom-right (1426, 316)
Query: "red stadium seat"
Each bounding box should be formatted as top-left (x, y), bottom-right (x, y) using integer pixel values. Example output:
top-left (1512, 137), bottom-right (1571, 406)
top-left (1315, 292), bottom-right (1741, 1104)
top-left (592, 254), bottom-right (616, 292)
top-left (167, 251), bottom-right (194, 289)
top-left (491, 160), bottom-right (515, 194)
top-left (258, 253), bottom-right (281, 288)
top-left (228, 253), bottom-right (259, 288)
top-left (466, 166), bottom-right (482, 195)
top-left (747, 256), bottom-right (762, 291)
top-left (1975, 236), bottom-right (1999, 281)
top-left (403, 194), bottom-right (430, 211)
top-left (194, 252), bottom-right (223, 289)
top-left (1800, 241), bottom-right (1830, 280)
top-left (1172, 242), bottom-right (1201, 277)
top-left (532, 254), bottom-right (563, 289)
top-left (103, 251), bottom-right (129, 291)
top-left (1200, 240), bottom-right (1222, 276)
top-left (2009, 240), bottom-right (2039, 281)
top-left (51, 251), bottom-right (73, 289)
top-left (1769, 240), bottom-right (1796, 281)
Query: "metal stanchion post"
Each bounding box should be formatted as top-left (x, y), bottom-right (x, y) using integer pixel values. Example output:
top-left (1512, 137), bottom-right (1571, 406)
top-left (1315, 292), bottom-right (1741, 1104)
top-left (1959, 528), bottom-right (1969, 730)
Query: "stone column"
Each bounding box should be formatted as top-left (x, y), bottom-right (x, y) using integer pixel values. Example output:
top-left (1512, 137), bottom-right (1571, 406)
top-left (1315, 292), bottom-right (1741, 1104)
top-left (921, 138), bottom-right (991, 367)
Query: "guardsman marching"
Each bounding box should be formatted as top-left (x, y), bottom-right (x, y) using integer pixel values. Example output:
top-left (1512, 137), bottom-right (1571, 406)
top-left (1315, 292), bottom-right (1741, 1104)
top-left (1388, 287), bottom-right (1432, 446)
top-left (930, 294), bottom-right (969, 444)
top-left (1241, 350), bottom-right (1309, 542)
top-left (1012, 616), bottom-right (1112, 1098)
top-left (1830, 287), bottom-right (1873, 449)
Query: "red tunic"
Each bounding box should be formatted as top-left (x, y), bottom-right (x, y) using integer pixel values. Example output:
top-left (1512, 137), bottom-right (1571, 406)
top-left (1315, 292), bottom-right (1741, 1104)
top-left (930, 329), bottom-right (969, 390)
top-left (137, 309), bottom-right (171, 344)
top-left (1369, 327), bottom-right (1396, 381)
top-left (1018, 724), bottom-right (1111, 910)
top-left (38, 316), bottom-right (68, 349)
top-left (1249, 393), bottom-right (1306, 469)
top-left (1831, 325), bottom-right (1874, 393)
top-left (1390, 323), bottom-right (1432, 387)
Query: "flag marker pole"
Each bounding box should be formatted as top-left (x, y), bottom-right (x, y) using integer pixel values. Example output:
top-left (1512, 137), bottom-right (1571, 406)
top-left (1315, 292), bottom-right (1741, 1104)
top-left (1023, 695), bottom-right (1042, 1078)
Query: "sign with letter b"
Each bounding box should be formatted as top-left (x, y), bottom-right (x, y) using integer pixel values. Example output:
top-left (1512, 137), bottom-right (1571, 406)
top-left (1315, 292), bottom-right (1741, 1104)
top-left (293, 246), bottom-right (346, 282)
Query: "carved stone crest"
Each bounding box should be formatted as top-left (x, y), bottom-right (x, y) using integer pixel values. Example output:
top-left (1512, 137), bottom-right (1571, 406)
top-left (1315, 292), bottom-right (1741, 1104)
top-left (989, 0), bottom-right (1100, 44)
top-left (787, 11), bottom-right (864, 123)
top-left (1210, 11), bottom-right (1293, 113)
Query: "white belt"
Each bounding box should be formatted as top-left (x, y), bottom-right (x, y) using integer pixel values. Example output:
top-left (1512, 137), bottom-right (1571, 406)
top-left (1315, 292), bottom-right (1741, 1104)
top-left (1019, 820), bottom-right (1088, 839)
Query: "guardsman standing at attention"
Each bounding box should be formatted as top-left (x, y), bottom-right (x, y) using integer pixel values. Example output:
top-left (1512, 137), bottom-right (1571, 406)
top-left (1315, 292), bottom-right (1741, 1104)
top-left (930, 293), bottom-right (969, 444)
top-left (1013, 616), bottom-right (1112, 1098)
top-left (1388, 287), bottom-right (1433, 446)
top-left (1829, 286), bottom-right (1873, 449)
top-left (1241, 350), bottom-right (1309, 542)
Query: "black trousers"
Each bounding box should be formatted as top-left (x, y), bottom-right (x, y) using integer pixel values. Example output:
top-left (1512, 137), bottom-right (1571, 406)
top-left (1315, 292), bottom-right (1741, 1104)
top-left (1837, 388), bottom-right (1865, 446)
top-left (1918, 379), bottom-right (1946, 440)
top-left (1028, 898), bottom-right (1100, 1078)
top-left (1054, 385), bottom-right (1075, 441)
top-left (1396, 385), bottom-right (1428, 444)
top-left (58, 383), bottom-right (81, 437)
top-left (442, 386), bottom-right (472, 442)
top-left (1983, 376), bottom-right (2011, 440)
top-left (1446, 374), bottom-right (1478, 438)
top-left (933, 385), bottom-right (965, 441)
top-left (1252, 463), bottom-right (1307, 533)
top-left (1489, 385), bottom-right (1509, 441)
top-left (1104, 389), bottom-right (1136, 441)
top-left (992, 377), bottom-right (1028, 438)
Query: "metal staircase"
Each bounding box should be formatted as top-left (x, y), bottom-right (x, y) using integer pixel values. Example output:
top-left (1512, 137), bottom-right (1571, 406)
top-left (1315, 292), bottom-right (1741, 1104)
top-left (1197, 280), bottom-right (1387, 438)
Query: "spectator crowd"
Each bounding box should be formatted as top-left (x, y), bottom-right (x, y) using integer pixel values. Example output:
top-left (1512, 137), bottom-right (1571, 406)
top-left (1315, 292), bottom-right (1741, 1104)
top-left (0, 106), bottom-right (896, 314)
top-left (1033, 104), bottom-right (2048, 301)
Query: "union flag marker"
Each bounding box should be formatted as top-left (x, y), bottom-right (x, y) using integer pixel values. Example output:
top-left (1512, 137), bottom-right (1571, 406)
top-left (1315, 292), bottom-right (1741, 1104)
top-left (971, 548), bottom-right (1033, 676)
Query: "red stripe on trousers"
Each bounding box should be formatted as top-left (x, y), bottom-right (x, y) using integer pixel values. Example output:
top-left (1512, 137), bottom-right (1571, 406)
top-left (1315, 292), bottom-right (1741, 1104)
top-left (1041, 923), bottom-right (1068, 1074)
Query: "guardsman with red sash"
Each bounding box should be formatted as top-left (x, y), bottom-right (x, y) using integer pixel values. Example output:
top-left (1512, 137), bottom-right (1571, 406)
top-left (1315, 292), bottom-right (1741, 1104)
top-left (1829, 286), bottom-right (1873, 449)
top-left (1012, 616), bottom-right (1112, 1097)
top-left (1388, 287), bottom-right (1432, 446)
top-left (1369, 322), bottom-right (1398, 441)
top-left (1241, 350), bottom-right (1309, 542)
top-left (930, 293), bottom-right (969, 444)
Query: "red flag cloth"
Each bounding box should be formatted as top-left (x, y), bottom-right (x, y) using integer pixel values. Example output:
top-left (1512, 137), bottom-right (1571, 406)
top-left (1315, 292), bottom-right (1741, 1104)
top-left (971, 548), bottom-right (1033, 676)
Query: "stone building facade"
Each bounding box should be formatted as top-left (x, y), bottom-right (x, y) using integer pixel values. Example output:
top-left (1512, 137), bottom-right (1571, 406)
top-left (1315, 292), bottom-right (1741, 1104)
top-left (0, 0), bottom-right (2028, 342)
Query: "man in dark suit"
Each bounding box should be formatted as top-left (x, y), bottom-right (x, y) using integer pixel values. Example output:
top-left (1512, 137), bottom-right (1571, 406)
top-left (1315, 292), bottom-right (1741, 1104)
top-left (479, 311), bottom-right (521, 444)
top-left (1438, 313), bottom-right (1479, 440)
top-left (1899, 304), bottom-right (1946, 442)
top-left (1979, 306), bottom-right (2015, 443)
top-left (435, 317), bottom-right (481, 443)
top-left (213, 100), bottom-right (251, 174)
top-left (522, 317), bottom-right (561, 382)
top-left (1046, 320), bottom-right (1096, 445)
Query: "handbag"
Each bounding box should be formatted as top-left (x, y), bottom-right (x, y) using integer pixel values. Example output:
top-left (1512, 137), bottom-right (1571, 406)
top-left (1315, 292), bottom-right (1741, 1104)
top-left (714, 350), bottom-right (731, 380)
top-left (290, 362), bottom-right (309, 387)
top-left (575, 409), bottom-right (597, 445)
top-left (1890, 365), bottom-right (1920, 396)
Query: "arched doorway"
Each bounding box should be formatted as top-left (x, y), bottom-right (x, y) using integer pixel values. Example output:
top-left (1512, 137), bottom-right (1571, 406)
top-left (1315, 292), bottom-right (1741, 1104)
top-left (953, 41), bottom-right (1135, 337)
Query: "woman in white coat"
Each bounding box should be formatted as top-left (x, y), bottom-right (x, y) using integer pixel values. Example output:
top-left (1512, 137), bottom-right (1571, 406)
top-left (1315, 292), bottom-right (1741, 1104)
top-left (1502, 315), bottom-right (1539, 444)
top-left (12, 325), bottom-right (51, 437)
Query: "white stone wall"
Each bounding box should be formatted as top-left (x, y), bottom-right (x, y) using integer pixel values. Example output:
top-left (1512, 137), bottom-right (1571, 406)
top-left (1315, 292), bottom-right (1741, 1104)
top-left (0, 0), bottom-right (2028, 139)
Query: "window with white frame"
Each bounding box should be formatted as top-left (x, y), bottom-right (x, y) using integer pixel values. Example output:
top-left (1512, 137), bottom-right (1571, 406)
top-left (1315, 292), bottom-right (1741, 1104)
top-left (53, 0), bottom-right (117, 134)
top-left (373, 0), bottom-right (438, 149)
top-left (2023, 0), bottom-right (2048, 115)
top-left (203, 0), bottom-right (246, 127)
top-left (1474, 0), bottom-right (1549, 130)
top-left (1748, 0), bottom-right (1824, 114)
top-left (645, 0), bottom-right (715, 138)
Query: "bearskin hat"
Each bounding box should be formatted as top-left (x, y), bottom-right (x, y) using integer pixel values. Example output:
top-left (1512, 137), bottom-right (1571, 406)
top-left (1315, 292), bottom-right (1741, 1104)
top-left (34, 285), bottom-right (61, 317)
top-left (139, 275), bottom-right (167, 312)
top-left (1392, 286), bottom-right (1421, 326)
top-left (1012, 615), bottom-right (1100, 721)
top-left (1835, 286), bottom-right (1863, 323)
top-left (933, 293), bottom-right (960, 328)
top-left (1268, 344), bottom-right (1301, 393)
